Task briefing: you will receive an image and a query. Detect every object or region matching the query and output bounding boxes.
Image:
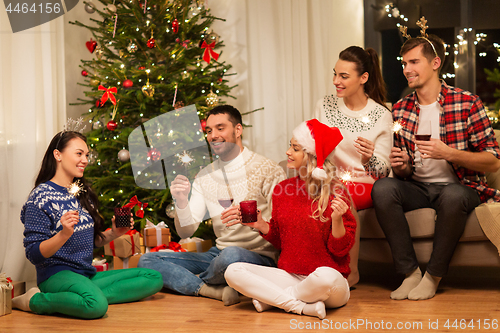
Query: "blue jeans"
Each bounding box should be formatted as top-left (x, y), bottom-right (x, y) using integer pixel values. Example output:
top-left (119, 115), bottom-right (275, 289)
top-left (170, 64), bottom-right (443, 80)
top-left (137, 246), bottom-right (276, 296)
top-left (372, 178), bottom-right (481, 277)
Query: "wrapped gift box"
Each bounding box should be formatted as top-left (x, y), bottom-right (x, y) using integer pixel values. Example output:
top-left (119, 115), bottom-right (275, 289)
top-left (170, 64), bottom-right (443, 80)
top-left (114, 254), bottom-right (142, 269)
top-left (0, 273), bottom-right (13, 317)
top-left (180, 238), bottom-right (212, 253)
top-left (11, 281), bottom-right (25, 298)
top-left (143, 227), bottom-right (171, 247)
top-left (104, 230), bottom-right (141, 258)
top-left (140, 236), bottom-right (146, 254)
top-left (92, 259), bottom-right (109, 272)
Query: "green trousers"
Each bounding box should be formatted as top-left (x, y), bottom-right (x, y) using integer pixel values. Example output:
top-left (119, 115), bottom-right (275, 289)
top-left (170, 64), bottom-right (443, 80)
top-left (30, 268), bottom-right (163, 319)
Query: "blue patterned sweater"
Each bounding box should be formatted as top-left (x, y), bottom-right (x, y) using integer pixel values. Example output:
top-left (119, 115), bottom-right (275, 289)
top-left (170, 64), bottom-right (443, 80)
top-left (21, 181), bottom-right (96, 285)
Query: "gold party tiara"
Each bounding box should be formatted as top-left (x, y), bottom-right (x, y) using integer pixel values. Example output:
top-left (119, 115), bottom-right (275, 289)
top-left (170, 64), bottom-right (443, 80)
top-left (398, 16), bottom-right (438, 58)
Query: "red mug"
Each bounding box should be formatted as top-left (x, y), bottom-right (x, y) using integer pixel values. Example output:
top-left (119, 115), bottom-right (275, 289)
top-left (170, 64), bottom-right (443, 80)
top-left (114, 207), bottom-right (131, 228)
top-left (240, 200), bottom-right (257, 223)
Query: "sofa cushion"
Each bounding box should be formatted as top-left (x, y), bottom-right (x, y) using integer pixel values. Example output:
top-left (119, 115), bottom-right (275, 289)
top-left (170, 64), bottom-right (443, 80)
top-left (475, 203), bottom-right (500, 255)
top-left (359, 207), bottom-right (488, 241)
top-left (359, 238), bottom-right (500, 266)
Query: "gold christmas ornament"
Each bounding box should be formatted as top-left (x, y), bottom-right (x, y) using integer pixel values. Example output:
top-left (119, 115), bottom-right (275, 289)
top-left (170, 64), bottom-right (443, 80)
top-left (142, 81), bottom-right (155, 97)
top-left (205, 31), bottom-right (220, 44)
top-left (205, 91), bottom-right (218, 107)
top-left (90, 79), bottom-right (100, 86)
top-left (95, 45), bottom-right (104, 60)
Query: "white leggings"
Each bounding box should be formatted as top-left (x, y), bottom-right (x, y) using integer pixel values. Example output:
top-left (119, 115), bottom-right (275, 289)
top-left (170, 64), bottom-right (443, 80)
top-left (225, 263), bottom-right (350, 315)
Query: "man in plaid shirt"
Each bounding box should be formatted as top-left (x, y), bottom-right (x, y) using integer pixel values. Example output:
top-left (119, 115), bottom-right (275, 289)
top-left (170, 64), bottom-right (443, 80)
top-left (372, 33), bottom-right (500, 301)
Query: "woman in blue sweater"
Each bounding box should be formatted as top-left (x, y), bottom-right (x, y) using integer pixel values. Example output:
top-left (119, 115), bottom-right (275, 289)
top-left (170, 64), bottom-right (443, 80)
top-left (13, 130), bottom-right (163, 319)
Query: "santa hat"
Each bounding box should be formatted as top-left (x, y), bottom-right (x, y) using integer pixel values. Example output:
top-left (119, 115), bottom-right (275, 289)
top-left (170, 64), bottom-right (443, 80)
top-left (292, 119), bottom-right (343, 180)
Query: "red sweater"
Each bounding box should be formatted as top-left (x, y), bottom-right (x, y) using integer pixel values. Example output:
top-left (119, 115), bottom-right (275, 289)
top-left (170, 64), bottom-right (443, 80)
top-left (263, 177), bottom-right (356, 278)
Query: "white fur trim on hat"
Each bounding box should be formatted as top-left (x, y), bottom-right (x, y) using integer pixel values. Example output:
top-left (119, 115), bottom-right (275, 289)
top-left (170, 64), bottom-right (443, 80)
top-left (312, 167), bottom-right (328, 180)
top-left (292, 121), bottom-right (315, 155)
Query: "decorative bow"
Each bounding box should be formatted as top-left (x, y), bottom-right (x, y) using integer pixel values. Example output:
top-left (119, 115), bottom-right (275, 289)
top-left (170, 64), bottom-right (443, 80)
top-left (98, 85), bottom-right (117, 105)
top-left (201, 41), bottom-right (219, 64)
top-left (124, 195), bottom-right (148, 218)
top-left (150, 242), bottom-right (187, 252)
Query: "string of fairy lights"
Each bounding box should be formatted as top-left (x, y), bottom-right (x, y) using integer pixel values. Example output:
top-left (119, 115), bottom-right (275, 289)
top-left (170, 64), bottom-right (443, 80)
top-left (384, 2), bottom-right (500, 124)
top-left (384, 2), bottom-right (500, 80)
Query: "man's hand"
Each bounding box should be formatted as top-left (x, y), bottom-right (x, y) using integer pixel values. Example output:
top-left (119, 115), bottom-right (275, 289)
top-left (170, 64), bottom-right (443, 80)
top-left (390, 147), bottom-right (412, 177)
top-left (170, 175), bottom-right (191, 209)
top-left (221, 205), bottom-right (241, 227)
top-left (416, 138), bottom-right (452, 160)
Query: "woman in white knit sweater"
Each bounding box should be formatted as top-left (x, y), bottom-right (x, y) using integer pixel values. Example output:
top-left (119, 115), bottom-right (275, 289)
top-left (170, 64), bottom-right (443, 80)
top-left (314, 46), bottom-right (392, 286)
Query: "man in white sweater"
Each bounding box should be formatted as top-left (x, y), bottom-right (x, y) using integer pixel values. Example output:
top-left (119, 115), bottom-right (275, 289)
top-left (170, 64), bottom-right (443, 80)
top-left (138, 105), bottom-right (286, 305)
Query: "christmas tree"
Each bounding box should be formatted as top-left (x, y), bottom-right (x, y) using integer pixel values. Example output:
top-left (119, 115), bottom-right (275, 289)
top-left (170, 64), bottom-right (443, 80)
top-left (70, 0), bottom-right (235, 240)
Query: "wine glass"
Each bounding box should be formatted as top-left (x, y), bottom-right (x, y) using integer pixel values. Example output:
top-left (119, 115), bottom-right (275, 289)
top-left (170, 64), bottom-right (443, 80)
top-left (217, 183), bottom-right (235, 229)
top-left (415, 120), bottom-right (432, 167)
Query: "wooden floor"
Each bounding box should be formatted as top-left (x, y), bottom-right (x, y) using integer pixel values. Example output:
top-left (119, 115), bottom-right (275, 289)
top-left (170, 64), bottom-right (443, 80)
top-left (2, 264), bottom-right (500, 333)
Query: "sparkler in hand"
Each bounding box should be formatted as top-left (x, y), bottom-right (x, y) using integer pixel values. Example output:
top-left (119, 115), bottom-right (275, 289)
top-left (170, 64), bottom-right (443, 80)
top-left (67, 180), bottom-right (86, 197)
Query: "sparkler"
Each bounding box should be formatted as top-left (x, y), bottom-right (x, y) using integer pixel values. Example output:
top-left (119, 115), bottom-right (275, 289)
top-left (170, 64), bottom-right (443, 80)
top-left (177, 150), bottom-right (195, 176)
top-left (340, 171), bottom-right (352, 183)
top-left (392, 119), bottom-right (405, 136)
top-left (67, 180), bottom-right (86, 197)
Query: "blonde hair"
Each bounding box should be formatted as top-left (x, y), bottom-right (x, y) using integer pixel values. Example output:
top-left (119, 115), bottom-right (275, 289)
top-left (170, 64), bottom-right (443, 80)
top-left (300, 152), bottom-right (352, 222)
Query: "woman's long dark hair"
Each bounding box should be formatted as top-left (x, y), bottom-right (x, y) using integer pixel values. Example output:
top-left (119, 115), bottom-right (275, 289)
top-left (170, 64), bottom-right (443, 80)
top-left (338, 46), bottom-right (389, 110)
top-left (34, 131), bottom-right (105, 241)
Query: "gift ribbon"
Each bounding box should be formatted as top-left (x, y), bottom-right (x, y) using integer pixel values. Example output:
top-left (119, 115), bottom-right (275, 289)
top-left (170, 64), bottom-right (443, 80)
top-left (5, 276), bottom-right (13, 299)
top-left (98, 85), bottom-right (117, 105)
top-left (108, 229), bottom-right (139, 256)
top-left (122, 257), bottom-right (130, 269)
top-left (124, 195), bottom-right (148, 218)
top-left (179, 237), bottom-right (204, 252)
top-left (201, 41), bottom-right (219, 63)
top-left (0, 273), bottom-right (13, 299)
top-left (150, 244), bottom-right (168, 252)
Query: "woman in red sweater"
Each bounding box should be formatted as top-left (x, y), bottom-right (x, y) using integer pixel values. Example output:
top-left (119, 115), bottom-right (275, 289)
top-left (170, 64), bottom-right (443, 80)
top-left (224, 119), bottom-right (356, 319)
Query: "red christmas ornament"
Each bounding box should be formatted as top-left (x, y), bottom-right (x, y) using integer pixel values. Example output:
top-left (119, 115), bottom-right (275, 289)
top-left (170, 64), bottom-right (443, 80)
top-left (138, 66), bottom-right (146, 70)
top-left (81, 70), bottom-right (88, 76)
top-left (86, 39), bottom-right (97, 53)
top-left (172, 19), bottom-right (179, 34)
top-left (147, 38), bottom-right (156, 48)
top-left (107, 120), bottom-right (118, 131)
top-left (95, 100), bottom-right (105, 108)
top-left (147, 148), bottom-right (161, 161)
top-left (200, 119), bottom-right (207, 132)
top-left (123, 79), bottom-right (133, 88)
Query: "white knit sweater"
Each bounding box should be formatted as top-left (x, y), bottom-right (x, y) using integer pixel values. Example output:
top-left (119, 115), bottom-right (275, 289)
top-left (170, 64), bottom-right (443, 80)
top-left (314, 96), bottom-right (393, 184)
top-left (175, 147), bottom-right (286, 260)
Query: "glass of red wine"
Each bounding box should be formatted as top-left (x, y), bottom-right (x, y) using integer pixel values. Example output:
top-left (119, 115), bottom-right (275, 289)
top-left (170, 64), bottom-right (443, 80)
top-left (415, 120), bottom-right (432, 167)
top-left (217, 184), bottom-right (235, 229)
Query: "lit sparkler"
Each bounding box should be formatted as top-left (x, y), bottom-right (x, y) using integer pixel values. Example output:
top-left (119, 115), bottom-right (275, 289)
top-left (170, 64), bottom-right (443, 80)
top-left (67, 180), bottom-right (86, 197)
top-left (340, 171), bottom-right (352, 183)
top-left (392, 119), bottom-right (405, 135)
top-left (177, 150), bottom-right (195, 176)
top-left (178, 150), bottom-right (194, 166)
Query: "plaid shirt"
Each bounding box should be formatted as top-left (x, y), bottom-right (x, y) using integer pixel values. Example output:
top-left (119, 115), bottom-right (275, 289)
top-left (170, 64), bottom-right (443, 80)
top-left (393, 81), bottom-right (500, 203)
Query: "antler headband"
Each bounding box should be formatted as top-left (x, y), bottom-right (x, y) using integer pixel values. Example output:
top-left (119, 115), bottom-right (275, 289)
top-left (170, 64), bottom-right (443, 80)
top-left (398, 16), bottom-right (439, 58)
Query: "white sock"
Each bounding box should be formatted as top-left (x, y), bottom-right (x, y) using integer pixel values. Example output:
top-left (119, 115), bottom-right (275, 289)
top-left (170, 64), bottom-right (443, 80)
top-left (302, 301), bottom-right (326, 319)
top-left (408, 271), bottom-right (441, 300)
top-left (390, 267), bottom-right (422, 300)
top-left (12, 287), bottom-right (40, 312)
top-left (252, 299), bottom-right (273, 313)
